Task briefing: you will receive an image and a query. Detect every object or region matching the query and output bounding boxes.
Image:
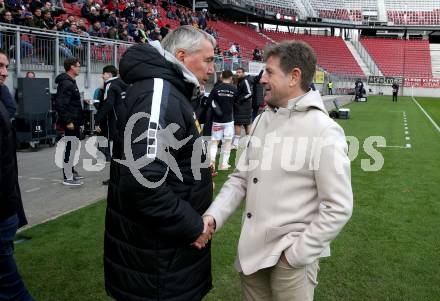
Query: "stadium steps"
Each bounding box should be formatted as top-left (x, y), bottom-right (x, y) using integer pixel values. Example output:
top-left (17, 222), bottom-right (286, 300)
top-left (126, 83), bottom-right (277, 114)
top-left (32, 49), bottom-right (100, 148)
top-left (345, 40), bottom-right (373, 76)
top-left (429, 44), bottom-right (440, 77)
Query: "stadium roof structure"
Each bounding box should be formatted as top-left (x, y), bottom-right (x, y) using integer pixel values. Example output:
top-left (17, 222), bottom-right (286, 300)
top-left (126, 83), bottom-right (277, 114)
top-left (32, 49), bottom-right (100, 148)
top-left (207, 0), bottom-right (440, 30)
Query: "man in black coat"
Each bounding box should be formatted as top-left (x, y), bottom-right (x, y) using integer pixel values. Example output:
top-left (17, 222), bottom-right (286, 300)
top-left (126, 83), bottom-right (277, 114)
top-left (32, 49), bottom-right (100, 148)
top-left (0, 49), bottom-right (34, 301)
top-left (232, 67), bottom-right (253, 148)
top-left (94, 65), bottom-right (128, 185)
top-left (104, 26), bottom-right (216, 301)
top-left (54, 57), bottom-right (84, 186)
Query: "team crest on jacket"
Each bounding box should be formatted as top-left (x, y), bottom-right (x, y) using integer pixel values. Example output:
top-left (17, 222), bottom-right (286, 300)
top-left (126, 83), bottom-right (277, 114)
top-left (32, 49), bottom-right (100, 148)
top-left (193, 112), bottom-right (202, 134)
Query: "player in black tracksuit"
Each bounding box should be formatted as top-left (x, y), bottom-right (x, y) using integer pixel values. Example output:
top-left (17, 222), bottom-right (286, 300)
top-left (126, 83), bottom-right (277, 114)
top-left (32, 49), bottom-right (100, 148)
top-left (208, 69), bottom-right (237, 170)
top-left (94, 65), bottom-right (128, 184)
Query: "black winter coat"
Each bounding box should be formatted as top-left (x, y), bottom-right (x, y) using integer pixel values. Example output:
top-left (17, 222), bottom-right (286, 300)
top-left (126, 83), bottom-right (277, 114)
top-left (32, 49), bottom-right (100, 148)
top-left (234, 76), bottom-right (253, 125)
top-left (94, 77), bottom-right (128, 141)
top-left (54, 73), bottom-right (83, 126)
top-left (0, 101), bottom-right (27, 226)
top-left (104, 43), bottom-right (213, 301)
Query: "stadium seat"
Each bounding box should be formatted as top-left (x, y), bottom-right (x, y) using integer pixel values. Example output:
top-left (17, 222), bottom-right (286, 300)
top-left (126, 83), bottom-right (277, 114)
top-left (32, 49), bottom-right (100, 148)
top-left (361, 38), bottom-right (432, 77)
top-left (263, 30), bottom-right (364, 76)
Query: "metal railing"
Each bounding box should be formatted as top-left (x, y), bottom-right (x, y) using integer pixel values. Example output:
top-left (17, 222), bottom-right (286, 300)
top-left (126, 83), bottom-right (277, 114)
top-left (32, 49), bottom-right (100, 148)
top-left (351, 40), bottom-right (383, 76)
top-left (0, 22), bottom-right (133, 88)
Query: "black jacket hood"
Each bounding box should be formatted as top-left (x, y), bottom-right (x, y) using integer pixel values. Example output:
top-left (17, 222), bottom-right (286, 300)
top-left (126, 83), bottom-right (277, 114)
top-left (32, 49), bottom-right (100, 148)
top-left (55, 73), bottom-right (75, 84)
top-left (119, 43), bottom-right (196, 99)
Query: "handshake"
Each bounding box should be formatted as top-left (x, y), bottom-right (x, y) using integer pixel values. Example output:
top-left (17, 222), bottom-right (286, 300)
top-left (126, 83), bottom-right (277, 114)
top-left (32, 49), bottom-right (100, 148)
top-left (192, 215), bottom-right (216, 250)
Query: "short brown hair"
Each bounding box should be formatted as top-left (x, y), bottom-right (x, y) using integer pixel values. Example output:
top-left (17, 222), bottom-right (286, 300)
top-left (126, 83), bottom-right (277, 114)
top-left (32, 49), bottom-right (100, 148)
top-left (63, 57), bottom-right (80, 72)
top-left (264, 41), bottom-right (316, 92)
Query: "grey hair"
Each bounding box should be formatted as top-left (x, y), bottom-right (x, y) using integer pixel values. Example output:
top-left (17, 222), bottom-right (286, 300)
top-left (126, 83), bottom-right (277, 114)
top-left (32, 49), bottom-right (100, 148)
top-left (161, 25), bottom-right (216, 56)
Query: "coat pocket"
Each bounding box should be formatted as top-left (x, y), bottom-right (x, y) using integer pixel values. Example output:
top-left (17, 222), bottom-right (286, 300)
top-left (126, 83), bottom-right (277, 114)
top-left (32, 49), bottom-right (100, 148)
top-left (265, 223), bottom-right (306, 242)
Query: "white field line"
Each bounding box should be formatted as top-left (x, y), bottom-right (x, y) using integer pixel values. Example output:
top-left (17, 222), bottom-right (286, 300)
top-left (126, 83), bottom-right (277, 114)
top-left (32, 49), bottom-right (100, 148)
top-left (412, 97), bottom-right (440, 133)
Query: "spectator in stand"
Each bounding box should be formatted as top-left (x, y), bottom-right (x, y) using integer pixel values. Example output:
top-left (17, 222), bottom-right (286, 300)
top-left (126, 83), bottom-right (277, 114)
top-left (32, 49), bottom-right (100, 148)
top-left (133, 4), bottom-right (144, 20)
top-left (29, 0), bottom-right (43, 13)
top-left (32, 7), bottom-right (45, 28)
top-left (99, 7), bottom-right (109, 24)
top-left (42, 9), bottom-right (55, 29)
top-left (23, 11), bottom-right (35, 27)
top-left (63, 14), bottom-right (75, 30)
top-left (77, 26), bottom-right (89, 37)
top-left (151, 4), bottom-right (157, 17)
top-left (81, 0), bottom-right (93, 20)
top-left (89, 6), bottom-right (100, 24)
top-left (252, 46), bottom-right (262, 61)
top-left (198, 11), bottom-right (206, 29)
top-left (159, 23), bottom-right (170, 38)
top-left (5, 0), bottom-right (23, 11)
top-left (107, 10), bottom-right (118, 27)
top-left (25, 71), bottom-right (35, 78)
top-left (175, 6), bottom-right (180, 19)
top-left (56, 19), bottom-right (64, 31)
top-left (1, 10), bottom-right (14, 23)
top-left (166, 8), bottom-right (174, 19)
top-left (89, 20), bottom-right (104, 37)
top-left (133, 21), bottom-right (148, 43)
top-left (65, 23), bottom-right (82, 53)
top-left (0, 0), bottom-right (6, 13)
top-left (119, 28), bottom-right (129, 41)
top-left (77, 18), bottom-right (87, 31)
top-left (122, 2), bottom-right (134, 21)
top-left (214, 45), bottom-right (221, 56)
top-left (148, 26), bottom-right (161, 41)
top-left (107, 26), bottom-right (118, 39)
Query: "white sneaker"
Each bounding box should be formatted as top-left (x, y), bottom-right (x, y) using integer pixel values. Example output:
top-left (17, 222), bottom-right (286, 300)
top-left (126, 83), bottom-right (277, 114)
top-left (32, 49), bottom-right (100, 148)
top-left (63, 179), bottom-right (83, 186)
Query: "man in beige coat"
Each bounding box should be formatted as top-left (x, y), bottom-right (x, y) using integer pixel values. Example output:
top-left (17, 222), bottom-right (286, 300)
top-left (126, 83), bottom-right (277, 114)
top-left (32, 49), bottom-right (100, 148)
top-left (204, 41), bottom-right (353, 300)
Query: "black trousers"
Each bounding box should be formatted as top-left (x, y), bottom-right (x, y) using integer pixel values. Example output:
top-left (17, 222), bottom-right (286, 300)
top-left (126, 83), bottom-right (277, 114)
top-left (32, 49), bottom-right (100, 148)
top-left (392, 93), bottom-right (398, 102)
top-left (63, 125), bottom-right (81, 180)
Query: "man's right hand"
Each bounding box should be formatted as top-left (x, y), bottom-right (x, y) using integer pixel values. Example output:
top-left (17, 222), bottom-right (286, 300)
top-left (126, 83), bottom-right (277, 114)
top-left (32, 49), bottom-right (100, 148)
top-left (192, 215), bottom-right (216, 249)
top-left (66, 123), bottom-right (74, 130)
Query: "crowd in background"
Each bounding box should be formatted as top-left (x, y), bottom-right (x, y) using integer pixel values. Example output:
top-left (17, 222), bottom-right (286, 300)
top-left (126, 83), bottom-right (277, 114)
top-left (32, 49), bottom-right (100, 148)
top-left (0, 0), bottom-right (219, 44)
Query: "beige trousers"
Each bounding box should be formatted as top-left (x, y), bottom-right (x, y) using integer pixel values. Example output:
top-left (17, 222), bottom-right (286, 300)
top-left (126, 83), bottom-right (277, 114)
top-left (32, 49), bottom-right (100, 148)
top-left (240, 259), bottom-right (319, 301)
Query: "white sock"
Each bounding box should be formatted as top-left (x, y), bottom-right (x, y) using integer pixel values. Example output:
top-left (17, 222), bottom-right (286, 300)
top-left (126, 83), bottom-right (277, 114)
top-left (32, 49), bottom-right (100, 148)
top-left (233, 135), bottom-right (240, 147)
top-left (210, 141), bottom-right (218, 164)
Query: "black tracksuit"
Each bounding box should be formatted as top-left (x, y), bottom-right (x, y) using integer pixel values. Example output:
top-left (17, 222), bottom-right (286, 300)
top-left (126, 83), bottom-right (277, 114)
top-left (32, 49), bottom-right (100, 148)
top-left (54, 73), bottom-right (83, 179)
top-left (234, 76), bottom-right (253, 125)
top-left (208, 82), bottom-right (237, 123)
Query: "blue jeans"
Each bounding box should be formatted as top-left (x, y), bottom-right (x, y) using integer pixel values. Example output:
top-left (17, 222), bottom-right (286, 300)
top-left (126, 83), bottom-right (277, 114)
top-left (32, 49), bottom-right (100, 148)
top-left (0, 215), bottom-right (34, 301)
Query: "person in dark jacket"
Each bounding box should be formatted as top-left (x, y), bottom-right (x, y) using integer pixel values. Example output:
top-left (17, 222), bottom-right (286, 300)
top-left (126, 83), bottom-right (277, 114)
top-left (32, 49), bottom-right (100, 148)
top-left (232, 67), bottom-right (253, 148)
top-left (94, 65), bottom-right (128, 185)
top-left (251, 69), bottom-right (264, 120)
top-left (392, 82), bottom-right (399, 102)
top-left (104, 26), bottom-right (216, 301)
top-left (0, 83), bottom-right (16, 119)
top-left (54, 57), bottom-right (84, 186)
top-left (208, 69), bottom-right (237, 170)
top-left (0, 49), bottom-right (34, 301)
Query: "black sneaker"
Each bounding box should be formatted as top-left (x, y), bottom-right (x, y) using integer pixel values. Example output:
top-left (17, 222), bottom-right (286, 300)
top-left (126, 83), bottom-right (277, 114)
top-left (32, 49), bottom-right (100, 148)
top-left (102, 179), bottom-right (109, 185)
